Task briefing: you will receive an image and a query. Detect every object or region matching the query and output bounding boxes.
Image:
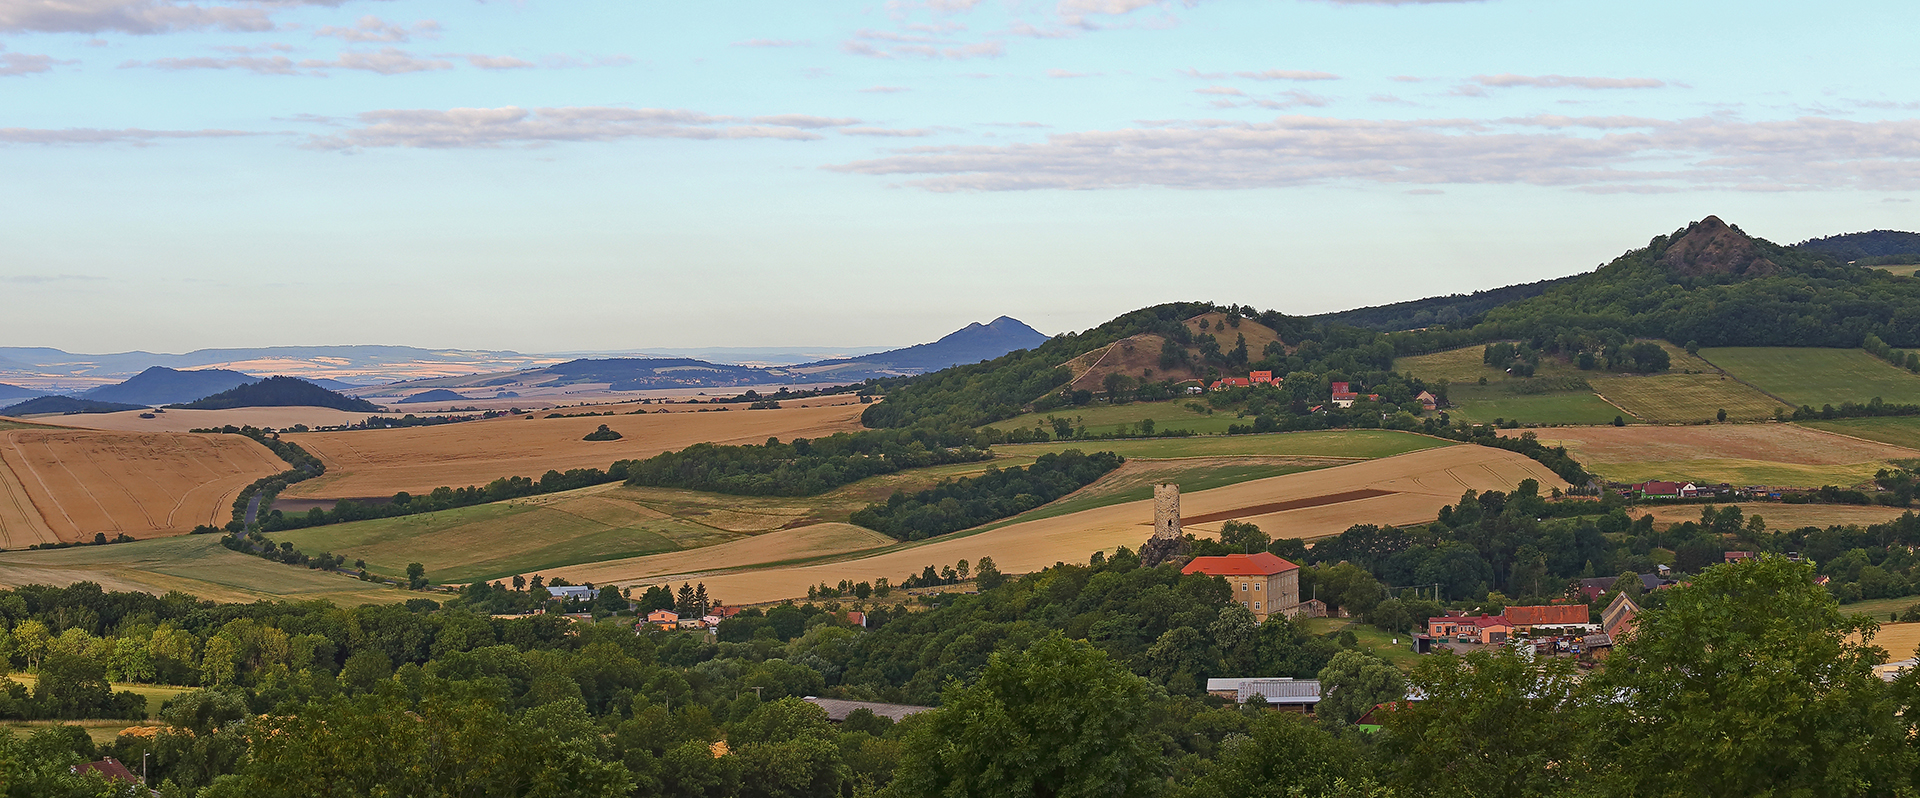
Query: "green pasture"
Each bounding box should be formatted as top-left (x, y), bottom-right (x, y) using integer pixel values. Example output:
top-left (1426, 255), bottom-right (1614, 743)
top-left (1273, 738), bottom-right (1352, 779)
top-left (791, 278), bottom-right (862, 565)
top-left (999, 429), bottom-right (1452, 461)
top-left (1439, 384), bottom-right (1622, 426)
top-left (988, 400), bottom-right (1240, 437)
top-left (0, 535), bottom-right (405, 605)
top-left (1799, 417), bottom-right (1920, 451)
top-left (1304, 618), bottom-right (1422, 670)
top-left (1701, 347), bottom-right (1920, 409)
top-left (1598, 372), bottom-right (1787, 423)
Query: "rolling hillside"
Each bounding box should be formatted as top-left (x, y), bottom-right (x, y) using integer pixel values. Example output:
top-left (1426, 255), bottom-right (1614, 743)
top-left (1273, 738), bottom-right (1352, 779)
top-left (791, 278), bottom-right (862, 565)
top-left (82, 366), bottom-right (258, 406)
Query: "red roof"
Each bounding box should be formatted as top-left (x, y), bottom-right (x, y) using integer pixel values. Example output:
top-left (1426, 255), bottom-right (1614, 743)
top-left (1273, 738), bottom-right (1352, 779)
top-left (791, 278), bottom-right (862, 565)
top-left (72, 758), bottom-right (137, 785)
top-left (1502, 604), bottom-right (1589, 626)
top-left (1249, 371), bottom-right (1274, 384)
top-left (1211, 377), bottom-right (1252, 389)
top-left (1182, 552), bottom-right (1299, 577)
top-left (1330, 381), bottom-right (1350, 394)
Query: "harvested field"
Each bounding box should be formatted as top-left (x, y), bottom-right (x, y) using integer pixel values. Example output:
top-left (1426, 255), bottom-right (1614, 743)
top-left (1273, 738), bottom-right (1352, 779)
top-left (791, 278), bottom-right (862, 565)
top-left (0, 429), bottom-right (286, 542)
top-left (1638, 503), bottom-right (1914, 532)
top-left (596, 445), bottom-right (1567, 604)
top-left (0, 535), bottom-right (404, 604)
top-left (281, 402), bottom-right (866, 500)
top-left (1702, 347), bottom-right (1920, 408)
top-left (37, 406), bottom-right (384, 433)
top-left (1855, 621), bottom-right (1920, 660)
top-left (1510, 424), bottom-right (1920, 487)
top-left (540, 523), bottom-right (896, 587)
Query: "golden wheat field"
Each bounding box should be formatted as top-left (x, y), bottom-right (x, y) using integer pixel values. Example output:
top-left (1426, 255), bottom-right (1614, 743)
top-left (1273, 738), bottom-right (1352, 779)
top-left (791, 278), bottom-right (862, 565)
top-left (0, 430), bottom-right (286, 544)
top-left (1510, 423), bottom-right (1920, 487)
top-left (280, 402), bottom-right (868, 500)
top-left (37, 406), bottom-right (385, 434)
top-left (583, 444), bottom-right (1568, 604)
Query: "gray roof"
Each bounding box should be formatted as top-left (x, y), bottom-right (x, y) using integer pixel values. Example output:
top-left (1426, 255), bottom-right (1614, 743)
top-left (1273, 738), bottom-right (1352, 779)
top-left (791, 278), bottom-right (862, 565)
top-left (802, 697), bottom-right (933, 723)
top-left (548, 585), bottom-right (597, 598)
top-left (1205, 678), bottom-right (1321, 705)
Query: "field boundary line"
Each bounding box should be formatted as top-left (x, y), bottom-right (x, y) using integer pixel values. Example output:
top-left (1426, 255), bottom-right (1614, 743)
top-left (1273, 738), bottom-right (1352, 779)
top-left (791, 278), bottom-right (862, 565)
top-left (1588, 390), bottom-right (1642, 421)
top-left (1691, 351), bottom-right (1797, 408)
top-left (1788, 422), bottom-right (1920, 458)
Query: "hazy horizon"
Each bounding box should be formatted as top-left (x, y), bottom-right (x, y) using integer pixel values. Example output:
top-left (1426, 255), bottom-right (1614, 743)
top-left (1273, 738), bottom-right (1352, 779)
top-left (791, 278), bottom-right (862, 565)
top-left (4, 0), bottom-right (1916, 352)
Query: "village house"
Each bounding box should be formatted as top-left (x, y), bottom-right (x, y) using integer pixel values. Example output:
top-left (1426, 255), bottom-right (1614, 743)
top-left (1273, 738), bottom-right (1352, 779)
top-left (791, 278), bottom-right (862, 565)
top-left (1724, 550), bottom-right (1759, 563)
top-left (1182, 552), bottom-right (1301, 621)
top-left (1330, 381), bottom-right (1359, 408)
top-left (803, 697), bottom-right (934, 723)
top-left (1501, 604), bottom-right (1592, 633)
top-left (1633, 481), bottom-right (1700, 499)
top-left (71, 757), bottom-right (139, 786)
top-left (1426, 613), bottom-right (1511, 643)
top-left (1415, 390), bottom-right (1438, 411)
top-left (644, 609), bottom-right (679, 630)
top-left (1205, 678), bottom-right (1322, 712)
top-left (1602, 592), bottom-right (1640, 640)
top-left (547, 585), bottom-right (599, 601)
top-left (1427, 604), bottom-right (1594, 642)
top-left (1208, 376), bottom-right (1252, 391)
top-left (1249, 370), bottom-right (1275, 385)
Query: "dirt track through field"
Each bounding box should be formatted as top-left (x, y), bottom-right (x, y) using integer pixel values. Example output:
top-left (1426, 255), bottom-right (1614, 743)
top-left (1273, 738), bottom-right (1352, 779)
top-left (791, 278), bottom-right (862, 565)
top-left (584, 444), bottom-right (1569, 604)
top-left (0, 430), bottom-right (286, 542)
top-left (1182, 489), bottom-right (1396, 524)
top-left (281, 403), bottom-right (867, 500)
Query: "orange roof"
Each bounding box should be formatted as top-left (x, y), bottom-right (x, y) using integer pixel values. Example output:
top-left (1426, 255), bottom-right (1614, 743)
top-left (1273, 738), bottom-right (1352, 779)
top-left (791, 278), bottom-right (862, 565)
top-left (1182, 552), bottom-right (1299, 577)
top-left (1503, 604), bottom-right (1589, 626)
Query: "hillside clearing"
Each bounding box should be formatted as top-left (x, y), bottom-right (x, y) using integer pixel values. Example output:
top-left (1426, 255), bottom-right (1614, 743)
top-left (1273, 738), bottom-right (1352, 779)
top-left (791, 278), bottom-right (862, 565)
top-left (1510, 424), bottom-right (1920, 487)
top-left (0, 429), bottom-right (286, 542)
top-left (588, 445), bottom-right (1567, 604)
top-left (1701, 347), bottom-right (1920, 408)
top-left (281, 402), bottom-right (867, 500)
top-left (1399, 342), bottom-right (1788, 425)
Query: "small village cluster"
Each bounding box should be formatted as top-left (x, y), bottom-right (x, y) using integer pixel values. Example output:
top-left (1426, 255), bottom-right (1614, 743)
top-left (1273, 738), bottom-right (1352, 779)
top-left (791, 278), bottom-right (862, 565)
top-left (1200, 373), bottom-right (1440, 413)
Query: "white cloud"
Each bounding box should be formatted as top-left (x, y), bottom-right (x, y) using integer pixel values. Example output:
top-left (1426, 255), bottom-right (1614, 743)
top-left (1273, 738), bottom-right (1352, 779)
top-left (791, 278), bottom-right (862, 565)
top-left (1194, 85), bottom-right (1243, 96)
top-left (314, 15), bottom-right (436, 44)
top-left (860, 85), bottom-right (911, 93)
top-left (0, 45), bottom-right (63, 76)
top-left (0, 126), bottom-right (257, 144)
top-left (0, 0), bottom-right (380, 35)
top-left (841, 127), bottom-right (935, 137)
top-left (308, 47), bottom-right (447, 74)
top-left (823, 114), bottom-right (1920, 194)
top-left (130, 53), bottom-right (300, 74)
top-left (459, 54), bottom-right (533, 70)
top-left (1473, 73), bottom-right (1667, 90)
top-left (1237, 69), bottom-right (1338, 81)
top-left (304, 106), bottom-right (853, 150)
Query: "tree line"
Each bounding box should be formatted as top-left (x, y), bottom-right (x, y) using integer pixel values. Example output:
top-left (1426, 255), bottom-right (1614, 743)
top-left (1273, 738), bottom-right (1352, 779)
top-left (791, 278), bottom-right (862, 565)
top-left (849, 450), bottom-right (1124, 540)
top-left (622, 428), bottom-right (990, 497)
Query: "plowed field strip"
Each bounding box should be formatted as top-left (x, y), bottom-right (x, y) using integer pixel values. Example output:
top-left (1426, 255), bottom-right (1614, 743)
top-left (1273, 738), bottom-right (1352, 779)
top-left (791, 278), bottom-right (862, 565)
top-left (1181, 489), bottom-right (1395, 524)
top-left (0, 450), bottom-right (56, 549)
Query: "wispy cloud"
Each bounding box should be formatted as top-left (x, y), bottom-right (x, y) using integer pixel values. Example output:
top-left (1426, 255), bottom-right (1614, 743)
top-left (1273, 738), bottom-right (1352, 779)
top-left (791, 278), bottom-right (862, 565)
top-left (304, 106), bottom-right (858, 150)
top-left (458, 54), bottom-right (534, 70)
top-left (0, 126), bottom-right (258, 145)
top-left (314, 16), bottom-right (436, 44)
top-left (1473, 73), bottom-right (1668, 90)
top-left (824, 114), bottom-right (1920, 194)
top-left (732, 38), bottom-right (808, 48)
top-left (841, 127), bottom-right (935, 137)
top-left (0, 45), bottom-right (65, 76)
top-left (860, 85), bottom-right (912, 93)
top-left (128, 47), bottom-right (461, 76)
top-left (0, 0), bottom-right (375, 35)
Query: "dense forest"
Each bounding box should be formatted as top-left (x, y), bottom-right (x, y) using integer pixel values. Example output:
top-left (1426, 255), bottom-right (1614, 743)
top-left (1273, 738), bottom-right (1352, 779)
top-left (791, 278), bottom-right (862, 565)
top-left (0, 395), bottom-right (144, 416)
top-left (173, 376), bottom-right (381, 412)
top-left (1, 544), bottom-right (1916, 796)
top-left (622, 428), bottom-right (990, 497)
top-left (1798, 229), bottom-right (1920, 260)
top-left (1310, 273), bottom-right (1581, 332)
top-left (849, 449), bottom-right (1124, 540)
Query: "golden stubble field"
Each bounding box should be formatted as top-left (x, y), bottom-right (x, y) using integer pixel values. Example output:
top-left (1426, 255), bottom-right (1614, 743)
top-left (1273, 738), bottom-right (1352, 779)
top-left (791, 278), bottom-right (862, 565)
top-left (0, 429), bottom-right (286, 544)
top-left (569, 444), bottom-right (1568, 604)
top-left (34, 407), bottom-right (385, 434)
top-left (281, 401), bottom-right (869, 500)
top-left (1510, 423), bottom-right (1920, 487)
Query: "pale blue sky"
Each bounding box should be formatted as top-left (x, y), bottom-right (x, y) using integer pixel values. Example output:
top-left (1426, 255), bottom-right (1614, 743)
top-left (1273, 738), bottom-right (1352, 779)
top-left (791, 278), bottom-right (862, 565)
top-left (3, 0), bottom-right (1917, 353)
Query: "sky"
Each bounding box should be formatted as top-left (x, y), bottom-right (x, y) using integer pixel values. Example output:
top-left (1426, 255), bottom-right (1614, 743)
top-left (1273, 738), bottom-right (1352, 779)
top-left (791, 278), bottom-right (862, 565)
top-left (3, 0), bottom-right (1918, 354)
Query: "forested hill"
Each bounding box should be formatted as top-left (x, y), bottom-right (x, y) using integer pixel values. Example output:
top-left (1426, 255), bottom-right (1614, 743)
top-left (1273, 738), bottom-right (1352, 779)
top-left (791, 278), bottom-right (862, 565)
top-left (860, 216), bottom-right (1920, 432)
top-left (82, 365), bottom-right (256, 406)
top-left (1797, 229), bottom-right (1920, 261)
top-left (1449, 215), bottom-right (1920, 348)
top-left (1310, 274), bottom-right (1580, 332)
top-left (173, 376), bottom-right (383, 411)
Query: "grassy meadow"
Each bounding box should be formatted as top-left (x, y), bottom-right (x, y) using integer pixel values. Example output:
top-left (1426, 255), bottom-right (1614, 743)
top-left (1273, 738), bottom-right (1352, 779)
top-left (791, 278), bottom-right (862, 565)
top-left (1399, 341), bottom-right (1786, 425)
top-left (989, 400), bottom-right (1240, 437)
top-left (1701, 347), bottom-right (1920, 408)
top-left (0, 535), bottom-right (406, 605)
top-left (1800, 416), bottom-right (1920, 451)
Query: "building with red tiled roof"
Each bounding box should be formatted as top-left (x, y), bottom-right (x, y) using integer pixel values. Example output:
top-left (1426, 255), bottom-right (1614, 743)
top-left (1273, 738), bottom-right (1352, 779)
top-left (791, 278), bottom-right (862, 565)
top-left (1209, 377), bottom-right (1252, 391)
top-left (71, 757), bottom-right (138, 786)
top-left (1329, 381), bottom-right (1360, 408)
top-left (1249, 370), bottom-right (1274, 385)
top-left (1184, 553), bottom-right (1301, 621)
top-left (1502, 604), bottom-right (1590, 630)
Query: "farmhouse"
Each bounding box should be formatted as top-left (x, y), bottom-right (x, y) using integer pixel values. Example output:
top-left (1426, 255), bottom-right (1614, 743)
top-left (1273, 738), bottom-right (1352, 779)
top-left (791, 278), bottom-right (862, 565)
top-left (1426, 614), bottom-right (1511, 643)
top-left (1209, 376), bottom-right (1252, 391)
top-left (1415, 391), bottom-right (1438, 411)
top-left (1205, 678), bottom-right (1322, 711)
top-left (644, 609), bottom-right (679, 630)
top-left (1427, 604), bottom-right (1593, 641)
top-left (1182, 552), bottom-right (1301, 621)
top-left (1249, 370), bottom-right (1275, 385)
top-left (548, 585), bottom-right (599, 601)
top-left (1330, 381), bottom-right (1359, 408)
top-left (1633, 481), bottom-right (1699, 499)
top-left (1602, 593), bottom-right (1640, 639)
top-left (71, 757), bottom-right (138, 786)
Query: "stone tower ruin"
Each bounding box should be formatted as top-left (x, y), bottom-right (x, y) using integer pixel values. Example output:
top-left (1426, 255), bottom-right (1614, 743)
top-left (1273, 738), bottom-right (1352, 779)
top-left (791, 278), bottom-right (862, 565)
top-left (1152, 483), bottom-right (1181, 540)
top-left (1141, 483), bottom-right (1190, 568)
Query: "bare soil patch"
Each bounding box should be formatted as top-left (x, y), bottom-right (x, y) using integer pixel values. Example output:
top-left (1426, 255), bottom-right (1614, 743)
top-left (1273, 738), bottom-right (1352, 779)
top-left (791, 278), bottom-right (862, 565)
top-left (1182, 489), bottom-right (1396, 524)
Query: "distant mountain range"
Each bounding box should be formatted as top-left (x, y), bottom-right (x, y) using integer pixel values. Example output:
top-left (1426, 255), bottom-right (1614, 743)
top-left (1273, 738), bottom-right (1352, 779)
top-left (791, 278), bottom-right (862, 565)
top-left (80, 366), bottom-right (257, 406)
top-left (375, 317), bottom-right (1053, 395)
